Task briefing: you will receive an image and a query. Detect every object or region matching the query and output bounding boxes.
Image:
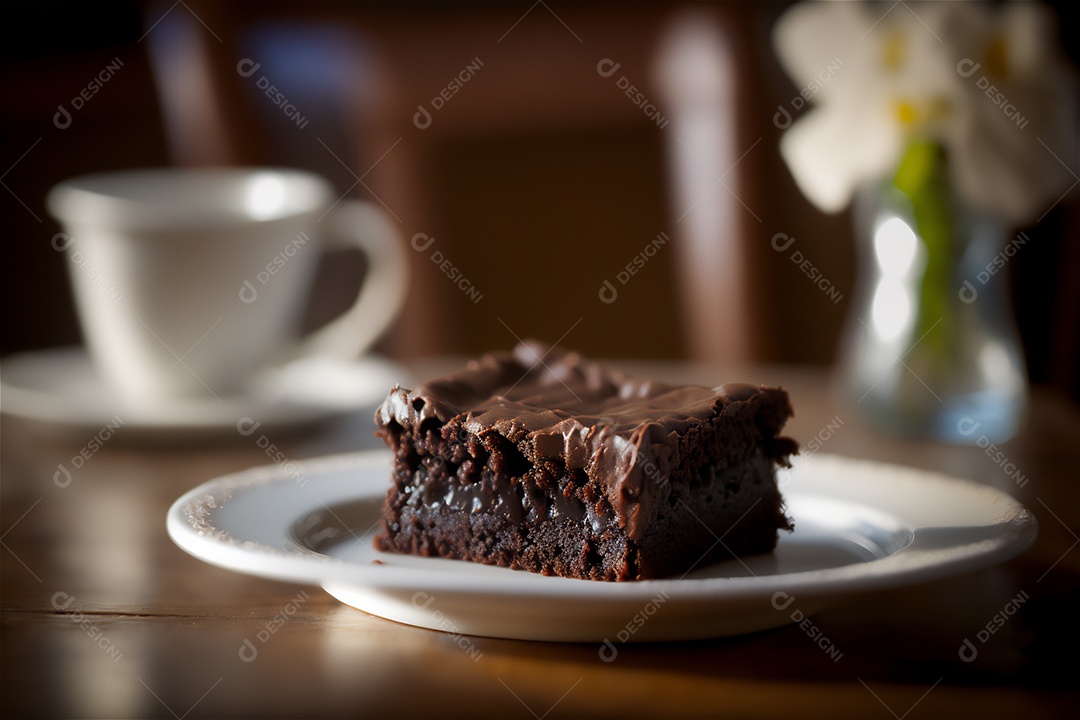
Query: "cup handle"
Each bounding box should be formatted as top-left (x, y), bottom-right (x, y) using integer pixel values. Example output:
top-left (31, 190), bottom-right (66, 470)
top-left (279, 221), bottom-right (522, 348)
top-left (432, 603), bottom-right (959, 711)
top-left (294, 200), bottom-right (408, 360)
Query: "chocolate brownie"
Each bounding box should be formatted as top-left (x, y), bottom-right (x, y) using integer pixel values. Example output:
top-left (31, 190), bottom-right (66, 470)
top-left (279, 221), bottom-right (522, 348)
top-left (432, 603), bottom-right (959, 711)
top-left (373, 342), bottom-right (797, 581)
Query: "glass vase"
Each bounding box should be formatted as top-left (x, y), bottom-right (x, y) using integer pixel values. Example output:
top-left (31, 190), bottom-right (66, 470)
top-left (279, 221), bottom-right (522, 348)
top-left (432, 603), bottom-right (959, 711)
top-left (836, 177), bottom-right (1028, 443)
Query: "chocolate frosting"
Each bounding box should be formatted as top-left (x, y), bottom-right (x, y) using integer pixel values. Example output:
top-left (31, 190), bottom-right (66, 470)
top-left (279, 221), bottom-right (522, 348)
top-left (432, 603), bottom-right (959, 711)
top-left (375, 341), bottom-right (789, 540)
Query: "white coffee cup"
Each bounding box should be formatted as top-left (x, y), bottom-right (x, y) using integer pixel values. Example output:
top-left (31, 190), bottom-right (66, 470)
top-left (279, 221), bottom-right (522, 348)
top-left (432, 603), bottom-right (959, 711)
top-left (46, 168), bottom-right (408, 405)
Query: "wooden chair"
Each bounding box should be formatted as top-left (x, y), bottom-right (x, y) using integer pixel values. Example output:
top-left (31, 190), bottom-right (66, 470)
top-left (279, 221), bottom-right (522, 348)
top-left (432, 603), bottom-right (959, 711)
top-left (144, 2), bottom-right (771, 363)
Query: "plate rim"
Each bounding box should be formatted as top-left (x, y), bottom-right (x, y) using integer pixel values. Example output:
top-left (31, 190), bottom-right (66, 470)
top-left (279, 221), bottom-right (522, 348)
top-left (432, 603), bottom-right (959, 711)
top-left (167, 450), bottom-right (1038, 603)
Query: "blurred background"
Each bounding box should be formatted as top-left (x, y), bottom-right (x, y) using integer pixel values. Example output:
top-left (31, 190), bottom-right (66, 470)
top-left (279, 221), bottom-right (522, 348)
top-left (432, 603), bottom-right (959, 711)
top-left (2, 0), bottom-right (1077, 397)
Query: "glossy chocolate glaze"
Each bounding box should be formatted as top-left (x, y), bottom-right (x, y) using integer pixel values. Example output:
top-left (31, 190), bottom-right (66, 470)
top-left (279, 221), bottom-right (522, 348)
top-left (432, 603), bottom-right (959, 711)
top-left (376, 341), bottom-right (791, 541)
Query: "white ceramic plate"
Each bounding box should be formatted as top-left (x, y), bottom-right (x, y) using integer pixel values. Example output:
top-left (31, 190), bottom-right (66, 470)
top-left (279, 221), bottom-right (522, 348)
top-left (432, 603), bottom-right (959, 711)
top-left (0, 346), bottom-right (407, 436)
top-left (167, 451), bottom-right (1037, 642)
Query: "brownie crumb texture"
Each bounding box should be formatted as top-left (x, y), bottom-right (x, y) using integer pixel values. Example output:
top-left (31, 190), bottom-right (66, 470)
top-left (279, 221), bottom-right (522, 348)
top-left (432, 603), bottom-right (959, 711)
top-left (374, 341), bottom-right (797, 581)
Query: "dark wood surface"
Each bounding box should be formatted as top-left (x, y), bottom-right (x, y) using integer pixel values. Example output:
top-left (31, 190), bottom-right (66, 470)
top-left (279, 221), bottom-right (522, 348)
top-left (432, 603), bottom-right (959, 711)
top-left (2, 361), bottom-right (1077, 719)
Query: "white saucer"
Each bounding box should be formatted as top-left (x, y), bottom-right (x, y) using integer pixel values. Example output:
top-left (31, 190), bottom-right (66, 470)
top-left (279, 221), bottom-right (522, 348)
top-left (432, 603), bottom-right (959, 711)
top-left (0, 346), bottom-right (408, 436)
top-left (167, 451), bottom-right (1037, 642)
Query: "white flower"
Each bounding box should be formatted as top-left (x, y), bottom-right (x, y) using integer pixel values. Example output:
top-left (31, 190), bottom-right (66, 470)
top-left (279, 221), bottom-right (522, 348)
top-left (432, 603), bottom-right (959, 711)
top-left (774, 0), bottom-right (1077, 223)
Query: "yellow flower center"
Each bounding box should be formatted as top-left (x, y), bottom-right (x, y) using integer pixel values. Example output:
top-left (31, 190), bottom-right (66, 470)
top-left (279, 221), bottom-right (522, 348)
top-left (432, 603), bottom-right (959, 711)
top-left (894, 100), bottom-right (918, 126)
top-left (893, 98), bottom-right (951, 129)
top-left (882, 31), bottom-right (906, 70)
top-left (985, 37), bottom-right (1009, 80)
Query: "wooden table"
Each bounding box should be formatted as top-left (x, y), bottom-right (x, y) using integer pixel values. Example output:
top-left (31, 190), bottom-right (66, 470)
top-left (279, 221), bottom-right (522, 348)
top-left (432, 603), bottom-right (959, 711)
top-left (2, 361), bottom-right (1077, 718)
